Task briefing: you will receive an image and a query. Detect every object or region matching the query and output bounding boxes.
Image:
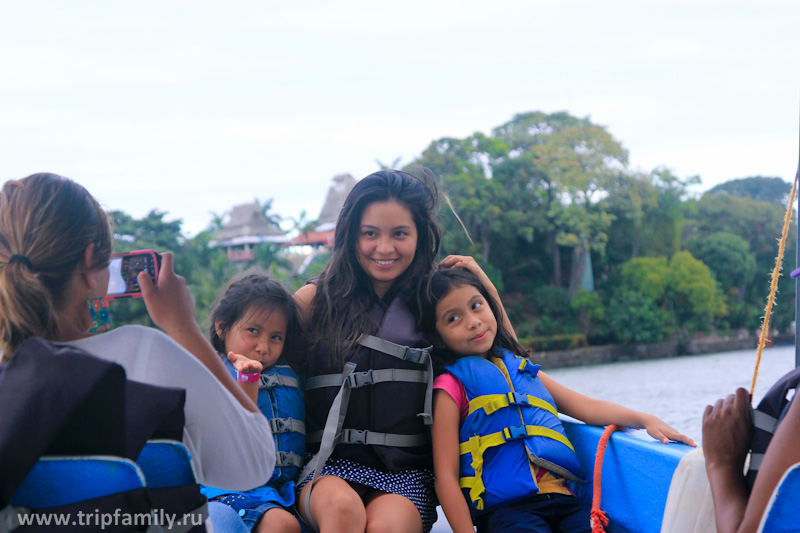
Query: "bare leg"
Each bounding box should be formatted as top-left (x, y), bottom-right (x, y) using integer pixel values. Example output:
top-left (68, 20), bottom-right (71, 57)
top-left (296, 476), bottom-right (367, 533)
top-left (256, 507), bottom-right (301, 533)
top-left (364, 490), bottom-right (423, 533)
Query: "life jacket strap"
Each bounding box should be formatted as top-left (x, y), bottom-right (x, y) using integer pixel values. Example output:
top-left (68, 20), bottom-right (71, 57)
top-left (304, 374), bottom-right (343, 389)
top-left (347, 368), bottom-right (428, 388)
top-left (275, 451), bottom-right (304, 469)
top-left (749, 452), bottom-right (765, 471)
top-left (305, 336), bottom-right (434, 426)
top-left (356, 335), bottom-right (432, 365)
top-left (307, 428), bottom-right (429, 447)
top-left (468, 392), bottom-right (559, 418)
top-left (356, 335), bottom-right (435, 426)
top-left (306, 368), bottom-right (428, 390)
top-left (753, 409), bottom-right (778, 433)
top-left (456, 424), bottom-right (576, 511)
top-left (269, 417), bottom-right (306, 435)
top-left (260, 373), bottom-right (300, 390)
top-left (297, 363), bottom-right (357, 533)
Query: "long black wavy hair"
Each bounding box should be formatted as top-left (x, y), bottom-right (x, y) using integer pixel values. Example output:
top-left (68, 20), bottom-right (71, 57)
top-left (307, 168), bottom-right (442, 369)
top-left (420, 268), bottom-right (527, 374)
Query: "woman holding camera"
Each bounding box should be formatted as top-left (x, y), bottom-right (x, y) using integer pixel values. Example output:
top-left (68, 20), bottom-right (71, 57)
top-left (0, 172), bottom-right (274, 491)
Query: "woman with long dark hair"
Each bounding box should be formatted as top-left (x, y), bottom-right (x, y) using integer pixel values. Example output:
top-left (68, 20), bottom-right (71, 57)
top-left (294, 169), bottom-right (443, 533)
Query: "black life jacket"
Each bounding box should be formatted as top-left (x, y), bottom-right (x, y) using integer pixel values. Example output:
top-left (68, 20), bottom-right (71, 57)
top-left (0, 337), bottom-right (206, 532)
top-left (747, 367), bottom-right (800, 488)
top-left (304, 292), bottom-right (433, 472)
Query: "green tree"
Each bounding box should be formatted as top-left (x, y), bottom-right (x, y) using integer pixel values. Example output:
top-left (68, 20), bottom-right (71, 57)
top-left (491, 112), bottom-right (627, 292)
top-left (619, 257), bottom-right (671, 301)
top-left (685, 232), bottom-right (756, 300)
top-left (667, 251), bottom-right (727, 335)
top-left (685, 193), bottom-right (795, 331)
top-left (607, 289), bottom-right (670, 344)
top-left (707, 176), bottom-right (791, 206)
top-left (604, 167), bottom-right (697, 267)
top-left (571, 289), bottom-right (605, 337)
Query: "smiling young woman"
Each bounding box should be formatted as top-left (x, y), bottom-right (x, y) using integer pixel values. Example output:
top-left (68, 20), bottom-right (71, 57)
top-left (293, 169), bottom-right (443, 533)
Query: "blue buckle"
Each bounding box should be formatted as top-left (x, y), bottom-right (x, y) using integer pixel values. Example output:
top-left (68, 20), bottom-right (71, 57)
top-left (520, 362), bottom-right (541, 377)
top-left (503, 425), bottom-right (528, 441)
top-left (342, 429), bottom-right (368, 445)
top-left (507, 392), bottom-right (530, 406)
top-left (346, 370), bottom-right (374, 388)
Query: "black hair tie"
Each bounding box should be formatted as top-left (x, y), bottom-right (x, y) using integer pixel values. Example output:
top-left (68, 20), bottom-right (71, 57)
top-left (8, 254), bottom-right (34, 270)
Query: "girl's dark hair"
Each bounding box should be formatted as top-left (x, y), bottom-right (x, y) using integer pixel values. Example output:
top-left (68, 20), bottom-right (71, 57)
top-left (208, 271), bottom-right (303, 369)
top-left (420, 268), bottom-right (527, 373)
top-left (308, 168), bottom-right (442, 368)
top-left (0, 173), bottom-right (112, 359)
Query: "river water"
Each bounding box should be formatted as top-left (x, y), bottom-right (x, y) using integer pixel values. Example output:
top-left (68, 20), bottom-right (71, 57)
top-left (430, 345), bottom-right (796, 532)
top-left (546, 344), bottom-right (796, 443)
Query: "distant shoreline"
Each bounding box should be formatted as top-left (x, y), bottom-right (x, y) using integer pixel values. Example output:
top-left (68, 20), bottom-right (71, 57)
top-left (534, 333), bottom-right (795, 369)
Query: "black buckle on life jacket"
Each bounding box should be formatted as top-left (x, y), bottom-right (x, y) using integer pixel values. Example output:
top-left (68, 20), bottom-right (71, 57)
top-left (502, 425), bottom-right (528, 441)
top-left (260, 374), bottom-right (281, 389)
top-left (269, 418), bottom-right (293, 434)
top-left (346, 370), bottom-right (374, 389)
top-left (403, 346), bottom-right (429, 364)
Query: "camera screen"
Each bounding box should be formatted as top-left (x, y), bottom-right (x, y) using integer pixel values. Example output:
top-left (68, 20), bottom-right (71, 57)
top-left (107, 254), bottom-right (154, 296)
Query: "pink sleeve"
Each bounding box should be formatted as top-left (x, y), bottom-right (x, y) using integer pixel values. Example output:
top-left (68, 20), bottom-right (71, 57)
top-left (433, 372), bottom-right (469, 422)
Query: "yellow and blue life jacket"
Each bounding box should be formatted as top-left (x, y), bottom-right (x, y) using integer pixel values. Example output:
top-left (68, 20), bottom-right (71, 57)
top-left (445, 347), bottom-right (582, 515)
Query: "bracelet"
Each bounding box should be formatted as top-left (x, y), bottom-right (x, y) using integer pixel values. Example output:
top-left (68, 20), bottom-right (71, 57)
top-left (237, 371), bottom-right (260, 383)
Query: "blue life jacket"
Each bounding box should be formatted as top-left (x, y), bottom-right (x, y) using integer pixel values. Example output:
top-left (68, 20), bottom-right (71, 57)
top-left (445, 347), bottom-right (582, 514)
top-left (202, 357), bottom-right (305, 507)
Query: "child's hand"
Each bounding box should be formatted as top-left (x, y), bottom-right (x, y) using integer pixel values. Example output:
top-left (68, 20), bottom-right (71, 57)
top-left (228, 352), bottom-right (263, 375)
top-left (439, 255), bottom-right (495, 292)
top-left (643, 414), bottom-right (697, 446)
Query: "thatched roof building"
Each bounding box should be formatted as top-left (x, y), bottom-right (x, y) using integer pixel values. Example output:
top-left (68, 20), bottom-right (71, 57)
top-left (210, 202), bottom-right (288, 262)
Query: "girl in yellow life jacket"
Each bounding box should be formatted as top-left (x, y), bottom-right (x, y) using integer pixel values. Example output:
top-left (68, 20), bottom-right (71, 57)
top-left (421, 259), bottom-right (696, 533)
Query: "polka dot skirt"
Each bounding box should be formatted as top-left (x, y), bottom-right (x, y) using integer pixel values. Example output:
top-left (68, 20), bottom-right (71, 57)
top-left (298, 456), bottom-right (438, 532)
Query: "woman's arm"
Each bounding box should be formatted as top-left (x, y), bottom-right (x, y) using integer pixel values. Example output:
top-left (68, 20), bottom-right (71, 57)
top-left (432, 389), bottom-right (476, 533)
top-left (439, 255), bottom-right (517, 340)
top-left (539, 371), bottom-right (696, 446)
top-left (704, 387), bottom-right (800, 533)
top-left (137, 252), bottom-right (259, 413)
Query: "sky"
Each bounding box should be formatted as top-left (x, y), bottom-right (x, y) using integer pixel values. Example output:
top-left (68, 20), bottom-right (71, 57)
top-left (2, 1), bottom-right (799, 236)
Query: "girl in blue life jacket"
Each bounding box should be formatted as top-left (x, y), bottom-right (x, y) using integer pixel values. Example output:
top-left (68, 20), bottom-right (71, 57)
top-left (202, 272), bottom-right (306, 533)
top-left (420, 259), bottom-right (696, 533)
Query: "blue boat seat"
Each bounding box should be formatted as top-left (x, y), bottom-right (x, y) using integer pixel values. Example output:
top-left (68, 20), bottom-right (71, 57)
top-left (135, 440), bottom-right (197, 488)
top-left (9, 456), bottom-right (146, 509)
top-left (563, 420), bottom-right (693, 533)
top-left (759, 461), bottom-right (800, 533)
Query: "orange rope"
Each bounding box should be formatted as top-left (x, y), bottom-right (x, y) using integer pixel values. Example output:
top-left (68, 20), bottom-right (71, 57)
top-left (590, 424), bottom-right (620, 533)
top-left (751, 167), bottom-right (799, 396)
